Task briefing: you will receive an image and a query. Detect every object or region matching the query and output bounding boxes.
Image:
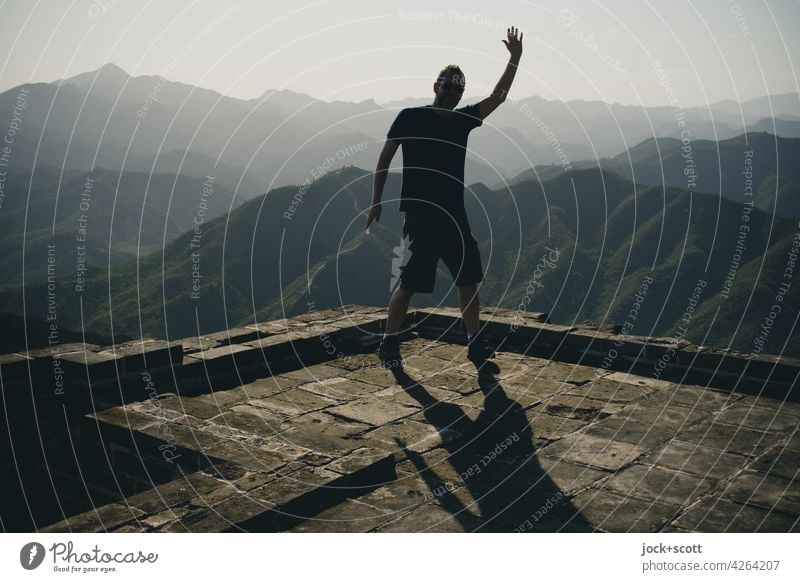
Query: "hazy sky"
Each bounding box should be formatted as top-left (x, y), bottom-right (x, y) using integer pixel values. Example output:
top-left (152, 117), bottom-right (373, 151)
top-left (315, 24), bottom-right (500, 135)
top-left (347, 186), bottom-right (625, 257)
top-left (0, 0), bottom-right (798, 107)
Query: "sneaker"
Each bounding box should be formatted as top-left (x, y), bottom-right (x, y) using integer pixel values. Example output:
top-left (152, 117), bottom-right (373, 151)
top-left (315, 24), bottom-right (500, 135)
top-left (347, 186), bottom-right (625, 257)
top-left (467, 336), bottom-right (500, 374)
top-left (379, 335), bottom-right (403, 369)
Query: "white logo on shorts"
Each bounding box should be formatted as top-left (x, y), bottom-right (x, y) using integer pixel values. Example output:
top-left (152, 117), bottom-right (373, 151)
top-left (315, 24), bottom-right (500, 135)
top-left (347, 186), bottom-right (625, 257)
top-left (389, 233), bottom-right (412, 292)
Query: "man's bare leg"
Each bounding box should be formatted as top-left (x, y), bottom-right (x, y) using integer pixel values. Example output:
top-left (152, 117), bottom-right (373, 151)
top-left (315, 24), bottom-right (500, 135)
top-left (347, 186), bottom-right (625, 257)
top-left (459, 283), bottom-right (499, 372)
top-left (386, 285), bottom-right (414, 335)
top-left (458, 283), bottom-right (480, 334)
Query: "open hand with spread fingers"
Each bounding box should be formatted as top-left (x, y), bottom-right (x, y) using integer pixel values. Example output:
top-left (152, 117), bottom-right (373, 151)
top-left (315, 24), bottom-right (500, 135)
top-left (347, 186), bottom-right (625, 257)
top-left (502, 26), bottom-right (523, 61)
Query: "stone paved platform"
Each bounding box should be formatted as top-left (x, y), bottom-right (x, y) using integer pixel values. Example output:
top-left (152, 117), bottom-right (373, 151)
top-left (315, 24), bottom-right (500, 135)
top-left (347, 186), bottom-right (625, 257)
top-left (34, 320), bottom-right (800, 533)
top-left (0, 306), bottom-right (800, 532)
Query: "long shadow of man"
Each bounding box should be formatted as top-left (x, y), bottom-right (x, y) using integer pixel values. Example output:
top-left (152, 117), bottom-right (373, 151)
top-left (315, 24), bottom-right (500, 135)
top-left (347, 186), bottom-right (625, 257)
top-left (391, 367), bottom-right (593, 532)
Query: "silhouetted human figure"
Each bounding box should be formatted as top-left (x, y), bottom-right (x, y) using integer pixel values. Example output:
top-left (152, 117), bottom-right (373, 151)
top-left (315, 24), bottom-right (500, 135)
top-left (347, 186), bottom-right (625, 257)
top-left (367, 27), bottom-right (524, 373)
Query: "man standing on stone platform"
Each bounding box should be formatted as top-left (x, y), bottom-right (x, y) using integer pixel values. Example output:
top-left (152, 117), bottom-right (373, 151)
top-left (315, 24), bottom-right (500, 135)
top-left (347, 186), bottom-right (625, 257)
top-left (366, 26), bottom-right (524, 373)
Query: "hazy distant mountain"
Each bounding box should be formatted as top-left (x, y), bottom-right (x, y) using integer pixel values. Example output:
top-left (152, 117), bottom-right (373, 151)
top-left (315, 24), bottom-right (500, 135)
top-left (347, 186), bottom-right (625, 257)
top-left (2, 163), bottom-right (797, 358)
top-left (749, 116), bottom-right (800, 138)
top-left (505, 133), bottom-right (800, 218)
top-left (3, 63), bottom-right (800, 194)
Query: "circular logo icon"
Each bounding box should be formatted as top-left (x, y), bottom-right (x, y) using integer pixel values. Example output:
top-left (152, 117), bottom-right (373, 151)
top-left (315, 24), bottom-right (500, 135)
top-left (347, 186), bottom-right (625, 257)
top-left (20, 542), bottom-right (46, 570)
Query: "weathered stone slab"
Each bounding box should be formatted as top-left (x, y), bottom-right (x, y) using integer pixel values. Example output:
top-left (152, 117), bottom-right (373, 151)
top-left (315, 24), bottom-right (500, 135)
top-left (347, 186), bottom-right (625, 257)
top-left (182, 343), bottom-right (261, 376)
top-left (748, 446), bottom-right (800, 480)
top-left (155, 393), bottom-right (232, 420)
top-left (537, 360), bottom-right (606, 385)
top-left (570, 489), bottom-right (678, 532)
top-left (543, 394), bottom-right (623, 422)
top-left (499, 375), bottom-right (575, 402)
top-left (364, 419), bottom-right (459, 454)
top-left (352, 473), bottom-right (430, 513)
top-left (615, 400), bottom-right (708, 429)
top-left (715, 404), bottom-right (800, 433)
top-left (672, 497), bottom-right (799, 532)
top-left (245, 321), bottom-right (295, 335)
top-left (288, 499), bottom-right (395, 532)
top-left (302, 378), bottom-right (380, 402)
top-left (541, 433), bottom-right (645, 471)
top-left (734, 395), bottom-right (800, 416)
top-left (175, 336), bottom-right (221, 354)
top-left (718, 471), bottom-right (800, 515)
top-left (324, 446), bottom-right (395, 476)
top-left (280, 411), bottom-right (371, 440)
top-left (646, 440), bottom-right (749, 480)
top-left (277, 426), bottom-right (362, 457)
top-left (604, 463), bottom-right (716, 506)
top-left (525, 456), bottom-right (609, 494)
top-left (568, 378), bottom-right (650, 403)
top-left (281, 364), bottom-right (346, 384)
top-left (201, 440), bottom-right (298, 473)
top-left (373, 384), bottom-right (458, 409)
top-left (583, 416), bottom-right (679, 449)
top-left (125, 472), bottom-right (223, 514)
top-left (524, 411), bottom-right (589, 441)
top-left (375, 502), bottom-right (485, 532)
top-left (206, 410), bottom-right (286, 439)
top-left (59, 349), bottom-right (120, 379)
top-left (39, 503), bottom-right (144, 533)
top-left (96, 340), bottom-right (183, 375)
top-left (674, 423), bottom-right (782, 456)
top-left (90, 406), bottom-right (161, 431)
top-left (328, 399), bottom-right (418, 426)
top-left (203, 326), bottom-right (264, 345)
top-left (510, 323), bottom-right (579, 350)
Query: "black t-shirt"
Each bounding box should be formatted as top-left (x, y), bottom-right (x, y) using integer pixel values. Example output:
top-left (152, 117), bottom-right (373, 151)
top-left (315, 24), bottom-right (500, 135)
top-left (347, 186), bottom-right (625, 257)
top-left (387, 103), bottom-right (482, 215)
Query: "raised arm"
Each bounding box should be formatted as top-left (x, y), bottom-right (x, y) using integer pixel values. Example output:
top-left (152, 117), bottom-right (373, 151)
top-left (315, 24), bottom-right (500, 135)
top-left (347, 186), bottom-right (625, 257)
top-left (366, 138), bottom-right (399, 230)
top-left (478, 26), bottom-right (523, 120)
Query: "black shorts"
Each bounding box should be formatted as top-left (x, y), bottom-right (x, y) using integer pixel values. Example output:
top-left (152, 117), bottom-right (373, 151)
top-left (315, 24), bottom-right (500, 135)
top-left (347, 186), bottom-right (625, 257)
top-left (398, 210), bottom-right (484, 293)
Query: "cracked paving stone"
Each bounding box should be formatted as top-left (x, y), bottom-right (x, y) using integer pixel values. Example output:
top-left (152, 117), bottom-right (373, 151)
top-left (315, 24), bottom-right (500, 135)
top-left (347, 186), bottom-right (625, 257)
top-left (299, 377), bottom-right (381, 401)
top-left (672, 497), bottom-right (799, 532)
top-left (542, 394), bottom-right (622, 422)
top-left (570, 488), bottom-right (679, 532)
top-left (540, 433), bottom-right (646, 471)
top-left (524, 410), bottom-right (589, 441)
top-left (733, 395), bottom-right (800, 417)
top-left (324, 446), bottom-right (395, 476)
top-left (582, 416), bottom-right (682, 449)
top-left (328, 398), bottom-right (418, 426)
top-left (616, 401), bottom-right (709, 429)
top-left (277, 425), bottom-right (363, 457)
top-left (344, 365), bottom-right (402, 388)
top-left (363, 419), bottom-right (460, 454)
top-left (747, 446), bottom-right (800, 480)
top-left (141, 506), bottom-right (191, 530)
top-left (281, 410), bottom-right (371, 439)
top-left (537, 361), bottom-right (603, 385)
top-left (718, 471), bottom-right (800, 515)
top-left (281, 364), bottom-right (347, 384)
top-left (537, 456), bottom-right (610, 494)
top-left (123, 472), bottom-right (224, 514)
top-left (351, 474), bottom-right (431, 513)
top-left (207, 410), bottom-right (286, 439)
top-left (604, 463), bottom-right (716, 506)
top-left (674, 422), bottom-right (782, 456)
top-left (500, 376), bottom-right (575, 402)
top-left (645, 440), bottom-right (749, 480)
top-left (375, 502), bottom-right (486, 532)
top-left (715, 404), bottom-right (800, 433)
top-left (566, 378), bottom-right (650, 403)
top-left (288, 499), bottom-right (396, 532)
top-left (40, 503), bottom-right (144, 533)
top-left (371, 384), bottom-right (458, 408)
